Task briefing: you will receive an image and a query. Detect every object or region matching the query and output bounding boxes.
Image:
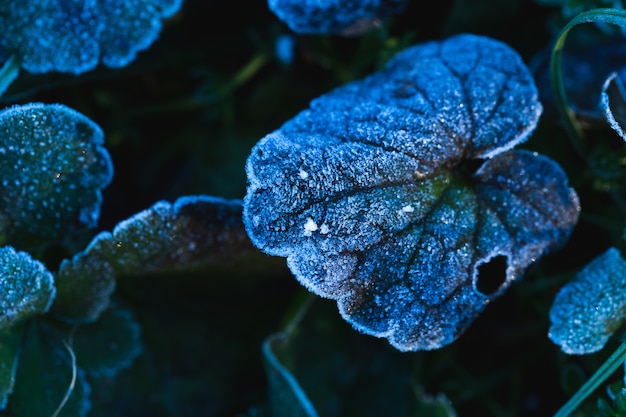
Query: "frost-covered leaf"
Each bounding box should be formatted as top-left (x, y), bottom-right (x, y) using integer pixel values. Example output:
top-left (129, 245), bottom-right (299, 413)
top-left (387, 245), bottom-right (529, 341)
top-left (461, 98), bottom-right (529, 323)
top-left (0, 325), bottom-right (24, 410)
top-left (0, 103), bottom-right (112, 251)
top-left (52, 195), bottom-right (251, 322)
top-left (0, 0), bottom-right (183, 74)
top-left (0, 246), bottom-right (55, 330)
top-left (244, 34), bottom-right (580, 351)
top-left (267, 0), bottom-right (409, 35)
top-left (73, 305), bottom-right (142, 378)
top-left (549, 247), bottom-right (626, 354)
top-left (601, 72), bottom-right (626, 141)
top-left (7, 321), bottom-right (91, 417)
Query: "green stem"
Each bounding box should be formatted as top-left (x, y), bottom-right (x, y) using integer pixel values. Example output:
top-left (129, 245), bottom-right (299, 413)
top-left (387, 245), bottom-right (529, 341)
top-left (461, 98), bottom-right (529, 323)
top-left (550, 8), bottom-right (626, 152)
top-left (554, 339), bottom-right (626, 417)
top-left (0, 56), bottom-right (19, 98)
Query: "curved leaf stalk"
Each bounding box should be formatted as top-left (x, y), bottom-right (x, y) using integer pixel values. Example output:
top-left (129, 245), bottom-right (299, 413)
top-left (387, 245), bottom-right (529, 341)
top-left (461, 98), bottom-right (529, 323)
top-left (550, 8), bottom-right (626, 210)
top-left (553, 339), bottom-right (626, 417)
top-left (50, 335), bottom-right (77, 417)
top-left (0, 56), bottom-right (19, 98)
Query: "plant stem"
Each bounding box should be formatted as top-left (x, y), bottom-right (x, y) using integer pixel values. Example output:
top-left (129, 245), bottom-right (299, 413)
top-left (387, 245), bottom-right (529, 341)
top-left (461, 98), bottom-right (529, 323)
top-left (0, 56), bottom-right (19, 98)
top-left (553, 339), bottom-right (626, 417)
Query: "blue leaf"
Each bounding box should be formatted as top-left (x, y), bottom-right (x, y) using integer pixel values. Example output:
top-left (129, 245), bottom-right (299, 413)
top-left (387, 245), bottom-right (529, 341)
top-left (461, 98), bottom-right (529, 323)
top-left (267, 0), bottom-right (409, 34)
top-left (0, 0), bottom-right (183, 74)
top-left (0, 103), bottom-right (112, 251)
top-left (549, 248), bottom-right (626, 355)
top-left (0, 246), bottom-right (55, 331)
top-left (244, 34), bottom-right (580, 351)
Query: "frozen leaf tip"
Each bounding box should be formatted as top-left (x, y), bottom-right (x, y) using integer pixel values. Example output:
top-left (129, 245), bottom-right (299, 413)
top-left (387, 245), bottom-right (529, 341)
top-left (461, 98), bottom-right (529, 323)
top-left (244, 34), bottom-right (580, 351)
top-left (549, 248), bottom-right (626, 355)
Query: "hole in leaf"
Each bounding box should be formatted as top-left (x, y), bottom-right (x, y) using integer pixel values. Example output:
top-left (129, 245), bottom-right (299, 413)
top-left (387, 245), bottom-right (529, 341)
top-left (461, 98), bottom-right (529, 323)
top-left (476, 255), bottom-right (508, 296)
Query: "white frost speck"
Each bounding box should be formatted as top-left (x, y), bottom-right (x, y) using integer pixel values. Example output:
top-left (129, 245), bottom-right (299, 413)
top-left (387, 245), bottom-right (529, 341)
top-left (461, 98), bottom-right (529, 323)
top-left (303, 217), bottom-right (318, 236)
top-left (401, 205), bottom-right (414, 213)
top-left (320, 223), bottom-right (330, 234)
top-left (298, 169), bottom-right (309, 179)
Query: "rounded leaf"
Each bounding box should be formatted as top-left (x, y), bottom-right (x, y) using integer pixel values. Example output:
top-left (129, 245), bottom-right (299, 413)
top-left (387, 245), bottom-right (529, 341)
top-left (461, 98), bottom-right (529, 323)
top-left (244, 34), bottom-right (580, 351)
top-left (0, 103), bottom-right (112, 251)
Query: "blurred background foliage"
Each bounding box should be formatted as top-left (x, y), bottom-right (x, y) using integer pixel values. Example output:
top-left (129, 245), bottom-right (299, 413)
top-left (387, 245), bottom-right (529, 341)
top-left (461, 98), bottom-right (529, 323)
top-left (4, 0), bottom-right (626, 415)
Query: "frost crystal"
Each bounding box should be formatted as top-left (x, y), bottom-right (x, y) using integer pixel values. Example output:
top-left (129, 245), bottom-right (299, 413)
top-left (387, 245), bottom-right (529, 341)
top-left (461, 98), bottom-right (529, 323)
top-left (549, 248), bottom-right (626, 354)
top-left (244, 34), bottom-right (580, 351)
top-left (0, 0), bottom-right (183, 74)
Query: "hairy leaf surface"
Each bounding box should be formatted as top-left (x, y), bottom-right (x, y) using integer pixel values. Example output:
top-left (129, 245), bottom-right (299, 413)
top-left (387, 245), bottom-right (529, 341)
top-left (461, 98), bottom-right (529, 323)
top-left (0, 103), bottom-right (112, 251)
top-left (549, 247), bottom-right (626, 354)
top-left (0, 0), bottom-right (182, 74)
top-left (244, 34), bottom-right (580, 351)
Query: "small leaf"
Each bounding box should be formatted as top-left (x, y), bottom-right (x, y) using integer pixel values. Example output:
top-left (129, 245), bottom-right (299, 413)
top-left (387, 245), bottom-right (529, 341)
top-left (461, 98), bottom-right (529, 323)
top-left (244, 34), bottom-right (580, 351)
top-left (601, 72), bottom-right (626, 141)
top-left (0, 103), bottom-right (112, 252)
top-left (73, 305), bottom-right (142, 378)
top-left (0, 0), bottom-right (183, 74)
top-left (0, 246), bottom-right (55, 330)
top-left (52, 195), bottom-right (251, 322)
top-left (0, 325), bottom-right (24, 410)
top-left (549, 247), bottom-right (626, 354)
top-left (7, 321), bottom-right (90, 417)
top-left (267, 0), bottom-right (409, 35)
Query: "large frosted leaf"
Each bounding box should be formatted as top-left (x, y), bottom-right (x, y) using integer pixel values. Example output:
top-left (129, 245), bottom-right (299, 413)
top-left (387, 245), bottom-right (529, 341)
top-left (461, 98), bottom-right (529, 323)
top-left (52, 195), bottom-right (251, 322)
top-left (0, 246), bottom-right (55, 330)
top-left (549, 247), bottom-right (626, 355)
top-left (0, 103), bottom-right (112, 251)
top-left (244, 34), bottom-right (580, 351)
top-left (267, 0), bottom-right (409, 35)
top-left (0, 0), bottom-right (183, 74)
